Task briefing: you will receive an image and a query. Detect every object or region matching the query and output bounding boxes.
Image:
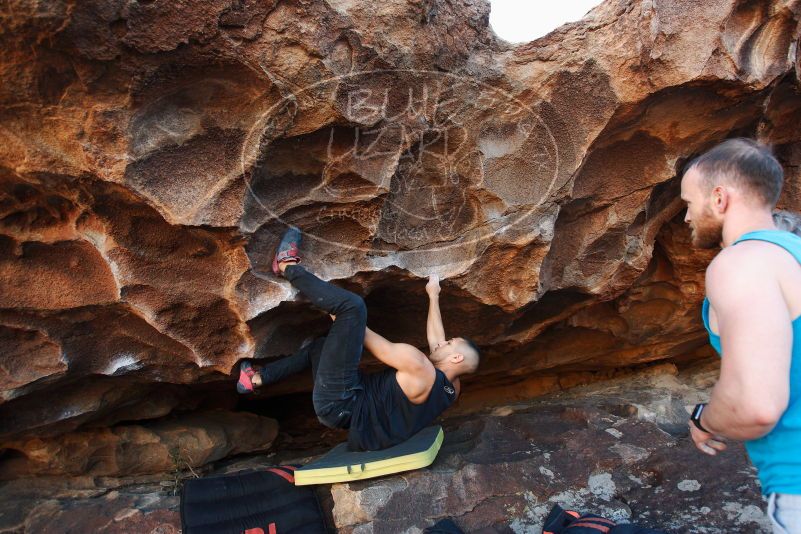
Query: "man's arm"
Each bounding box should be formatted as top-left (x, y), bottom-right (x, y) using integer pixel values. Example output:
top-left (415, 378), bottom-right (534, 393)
top-left (701, 246), bottom-right (792, 442)
top-left (364, 326), bottom-right (430, 373)
top-left (426, 274), bottom-right (446, 353)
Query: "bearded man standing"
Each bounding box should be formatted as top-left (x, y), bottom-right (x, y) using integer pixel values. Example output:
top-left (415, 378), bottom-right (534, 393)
top-left (680, 138), bottom-right (801, 533)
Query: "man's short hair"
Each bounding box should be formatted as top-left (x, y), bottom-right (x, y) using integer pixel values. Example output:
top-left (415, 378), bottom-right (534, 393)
top-left (686, 138), bottom-right (784, 207)
top-left (460, 337), bottom-right (481, 373)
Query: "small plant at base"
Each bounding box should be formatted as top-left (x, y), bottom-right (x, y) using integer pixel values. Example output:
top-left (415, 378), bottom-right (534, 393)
top-left (163, 446), bottom-right (200, 496)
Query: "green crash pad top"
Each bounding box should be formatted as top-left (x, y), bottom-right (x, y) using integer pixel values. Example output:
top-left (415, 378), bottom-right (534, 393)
top-left (294, 425), bottom-right (444, 485)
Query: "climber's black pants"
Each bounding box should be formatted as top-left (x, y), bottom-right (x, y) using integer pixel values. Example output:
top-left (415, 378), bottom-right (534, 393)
top-left (259, 265), bottom-right (366, 429)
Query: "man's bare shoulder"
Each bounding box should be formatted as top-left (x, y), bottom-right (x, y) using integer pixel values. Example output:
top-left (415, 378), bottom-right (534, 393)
top-left (708, 241), bottom-right (771, 275)
top-left (393, 343), bottom-right (433, 368)
top-left (393, 345), bottom-right (437, 402)
top-left (392, 342), bottom-right (427, 356)
top-left (709, 239), bottom-right (794, 279)
top-left (706, 240), bottom-right (788, 302)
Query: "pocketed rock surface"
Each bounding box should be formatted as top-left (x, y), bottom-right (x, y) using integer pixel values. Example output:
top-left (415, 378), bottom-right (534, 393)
top-left (2, 0), bottom-right (801, 478)
top-left (0, 363), bottom-right (774, 533)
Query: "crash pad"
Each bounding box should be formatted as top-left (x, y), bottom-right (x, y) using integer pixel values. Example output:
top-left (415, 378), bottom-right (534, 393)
top-left (294, 425), bottom-right (444, 485)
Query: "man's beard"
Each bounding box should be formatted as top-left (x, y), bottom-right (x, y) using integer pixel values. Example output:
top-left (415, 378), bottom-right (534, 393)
top-left (691, 209), bottom-right (723, 249)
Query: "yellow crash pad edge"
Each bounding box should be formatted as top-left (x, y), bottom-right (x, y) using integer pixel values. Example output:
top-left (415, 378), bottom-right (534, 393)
top-left (294, 427), bottom-right (444, 485)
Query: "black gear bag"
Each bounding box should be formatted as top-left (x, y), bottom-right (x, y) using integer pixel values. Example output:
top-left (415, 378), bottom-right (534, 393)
top-left (180, 465), bottom-right (328, 534)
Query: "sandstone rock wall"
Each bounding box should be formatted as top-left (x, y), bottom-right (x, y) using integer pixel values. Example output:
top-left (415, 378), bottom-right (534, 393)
top-left (1, 0), bottom-right (800, 475)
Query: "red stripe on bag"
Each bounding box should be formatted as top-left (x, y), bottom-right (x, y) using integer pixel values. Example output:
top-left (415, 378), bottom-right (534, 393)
top-left (266, 468), bottom-right (295, 483)
top-left (243, 528), bottom-right (264, 534)
top-left (280, 465), bottom-right (297, 471)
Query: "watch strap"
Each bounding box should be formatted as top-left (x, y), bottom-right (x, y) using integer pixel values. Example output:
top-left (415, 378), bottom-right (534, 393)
top-left (691, 402), bottom-right (709, 433)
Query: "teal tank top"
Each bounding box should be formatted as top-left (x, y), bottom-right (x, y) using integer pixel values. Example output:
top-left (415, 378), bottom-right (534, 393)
top-left (701, 230), bottom-right (801, 495)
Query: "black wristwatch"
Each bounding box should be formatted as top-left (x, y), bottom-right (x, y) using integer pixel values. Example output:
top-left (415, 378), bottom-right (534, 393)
top-left (690, 403), bottom-right (709, 433)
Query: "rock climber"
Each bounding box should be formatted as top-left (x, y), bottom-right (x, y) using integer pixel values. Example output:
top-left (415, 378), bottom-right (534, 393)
top-left (236, 227), bottom-right (480, 451)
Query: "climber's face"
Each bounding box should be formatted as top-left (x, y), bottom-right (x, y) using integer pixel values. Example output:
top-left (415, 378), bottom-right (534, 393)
top-left (681, 167), bottom-right (724, 249)
top-left (430, 338), bottom-right (461, 363)
top-left (429, 338), bottom-right (479, 375)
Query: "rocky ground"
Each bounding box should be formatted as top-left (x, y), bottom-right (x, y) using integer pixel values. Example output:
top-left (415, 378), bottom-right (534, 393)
top-left (0, 361), bottom-right (774, 534)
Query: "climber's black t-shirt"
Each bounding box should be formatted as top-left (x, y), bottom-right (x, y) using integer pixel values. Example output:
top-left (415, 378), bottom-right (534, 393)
top-left (347, 368), bottom-right (456, 451)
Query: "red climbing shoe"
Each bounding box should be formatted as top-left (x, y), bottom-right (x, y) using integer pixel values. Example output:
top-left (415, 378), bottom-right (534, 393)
top-left (237, 360), bottom-right (257, 394)
top-left (272, 226), bottom-right (302, 275)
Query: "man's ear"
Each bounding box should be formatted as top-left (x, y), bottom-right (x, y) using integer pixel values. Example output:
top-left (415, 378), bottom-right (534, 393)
top-left (712, 185), bottom-right (729, 213)
top-left (451, 353), bottom-right (464, 364)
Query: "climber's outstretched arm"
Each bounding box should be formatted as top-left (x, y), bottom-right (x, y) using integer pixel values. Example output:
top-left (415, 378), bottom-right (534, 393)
top-left (426, 274), bottom-right (446, 353)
